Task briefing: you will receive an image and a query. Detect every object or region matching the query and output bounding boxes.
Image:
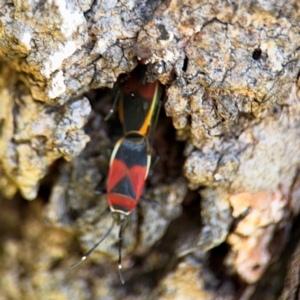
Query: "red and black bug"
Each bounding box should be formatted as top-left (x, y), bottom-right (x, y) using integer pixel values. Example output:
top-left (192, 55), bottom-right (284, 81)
top-left (71, 62), bottom-right (162, 283)
top-left (71, 132), bottom-right (151, 283)
top-left (106, 62), bottom-right (162, 136)
top-left (107, 132), bottom-right (151, 215)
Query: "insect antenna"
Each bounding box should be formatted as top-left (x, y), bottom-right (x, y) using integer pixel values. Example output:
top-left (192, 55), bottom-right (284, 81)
top-left (104, 88), bottom-right (121, 121)
top-left (70, 218), bottom-right (115, 268)
top-left (118, 221), bottom-right (126, 284)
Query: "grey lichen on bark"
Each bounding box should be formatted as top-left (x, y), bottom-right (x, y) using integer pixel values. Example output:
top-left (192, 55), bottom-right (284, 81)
top-left (0, 0), bottom-right (300, 299)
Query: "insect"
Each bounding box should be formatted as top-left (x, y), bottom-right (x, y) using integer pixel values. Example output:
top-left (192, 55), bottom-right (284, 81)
top-left (106, 132), bottom-right (151, 215)
top-left (71, 132), bottom-right (151, 283)
top-left (105, 61), bottom-right (162, 137)
top-left (71, 62), bottom-right (162, 283)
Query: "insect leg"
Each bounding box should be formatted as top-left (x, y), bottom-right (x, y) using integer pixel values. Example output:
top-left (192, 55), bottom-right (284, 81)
top-left (104, 88), bottom-right (121, 121)
top-left (70, 218), bottom-right (115, 268)
top-left (118, 221), bottom-right (126, 284)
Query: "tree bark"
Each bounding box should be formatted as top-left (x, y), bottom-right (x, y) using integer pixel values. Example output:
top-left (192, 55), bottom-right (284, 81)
top-left (0, 0), bottom-right (300, 299)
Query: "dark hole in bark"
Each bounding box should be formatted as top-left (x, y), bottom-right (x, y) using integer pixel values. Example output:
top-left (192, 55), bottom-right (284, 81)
top-left (209, 242), bottom-right (247, 297)
top-left (182, 56), bottom-right (188, 72)
top-left (252, 48), bottom-right (262, 60)
top-left (38, 158), bottom-right (64, 203)
top-left (271, 104), bottom-right (282, 117)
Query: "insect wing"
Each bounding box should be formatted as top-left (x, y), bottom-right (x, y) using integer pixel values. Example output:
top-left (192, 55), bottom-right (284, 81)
top-left (119, 64), bottom-right (161, 135)
top-left (107, 134), bottom-right (151, 214)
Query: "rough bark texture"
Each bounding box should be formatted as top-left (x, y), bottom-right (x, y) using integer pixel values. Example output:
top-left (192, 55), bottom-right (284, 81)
top-left (0, 0), bottom-right (300, 299)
